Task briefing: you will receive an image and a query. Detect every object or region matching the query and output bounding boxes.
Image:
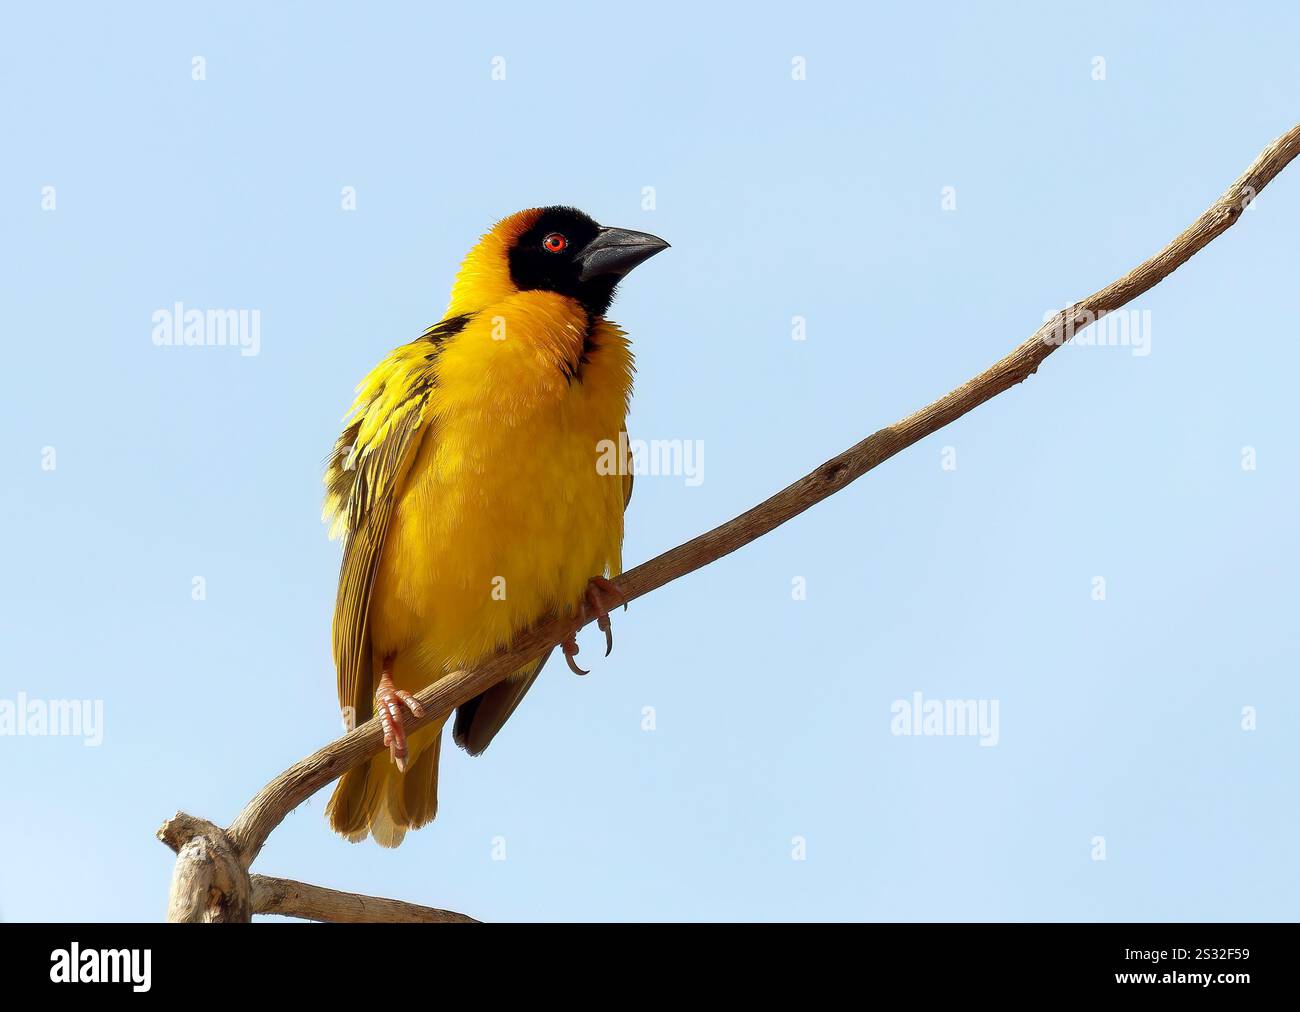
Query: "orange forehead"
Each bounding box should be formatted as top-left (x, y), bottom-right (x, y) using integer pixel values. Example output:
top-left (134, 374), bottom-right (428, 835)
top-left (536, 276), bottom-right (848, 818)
top-left (486, 208), bottom-right (544, 245)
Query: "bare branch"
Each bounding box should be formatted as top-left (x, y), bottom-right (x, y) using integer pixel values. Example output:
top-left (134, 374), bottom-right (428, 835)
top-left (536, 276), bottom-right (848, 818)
top-left (158, 812), bottom-right (472, 922)
top-left (204, 124), bottom-right (1299, 880)
top-left (158, 813), bottom-right (251, 922)
top-left (250, 874), bottom-right (478, 923)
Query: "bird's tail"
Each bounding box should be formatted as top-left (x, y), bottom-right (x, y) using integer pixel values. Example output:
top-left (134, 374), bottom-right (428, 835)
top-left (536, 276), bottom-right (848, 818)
top-left (326, 720), bottom-right (443, 848)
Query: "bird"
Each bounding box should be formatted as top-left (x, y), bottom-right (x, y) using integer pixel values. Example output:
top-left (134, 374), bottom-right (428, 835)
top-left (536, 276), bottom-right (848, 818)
top-left (322, 207), bottom-right (668, 846)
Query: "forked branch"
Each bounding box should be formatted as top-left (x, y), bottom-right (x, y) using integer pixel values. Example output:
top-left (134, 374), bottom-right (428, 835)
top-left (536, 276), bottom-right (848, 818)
top-left (160, 124), bottom-right (1300, 921)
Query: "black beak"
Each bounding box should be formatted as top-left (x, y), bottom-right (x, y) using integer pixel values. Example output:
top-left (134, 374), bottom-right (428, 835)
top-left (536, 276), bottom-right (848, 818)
top-left (577, 226), bottom-right (670, 282)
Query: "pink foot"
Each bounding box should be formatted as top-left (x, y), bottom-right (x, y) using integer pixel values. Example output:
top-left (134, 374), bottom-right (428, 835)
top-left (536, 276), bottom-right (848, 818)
top-left (375, 662), bottom-right (425, 771)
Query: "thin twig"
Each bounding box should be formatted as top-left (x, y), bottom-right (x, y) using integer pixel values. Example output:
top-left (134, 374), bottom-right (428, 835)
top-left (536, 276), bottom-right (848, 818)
top-left (218, 124), bottom-right (1299, 871)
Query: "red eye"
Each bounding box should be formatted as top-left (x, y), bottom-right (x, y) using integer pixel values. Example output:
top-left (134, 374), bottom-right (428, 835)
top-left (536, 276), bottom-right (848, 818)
top-left (543, 233), bottom-right (567, 253)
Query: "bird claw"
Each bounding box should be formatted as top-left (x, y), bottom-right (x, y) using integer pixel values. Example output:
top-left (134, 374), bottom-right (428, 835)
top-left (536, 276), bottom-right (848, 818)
top-left (562, 634), bottom-right (589, 676)
top-left (585, 576), bottom-right (625, 658)
top-left (565, 576), bottom-right (627, 675)
top-left (375, 669), bottom-right (424, 772)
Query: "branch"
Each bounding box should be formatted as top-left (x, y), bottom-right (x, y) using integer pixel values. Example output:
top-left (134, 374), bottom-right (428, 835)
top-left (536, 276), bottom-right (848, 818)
top-left (157, 813), bottom-right (475, 923)
top-left (250, 874), bottom-right (478, 923)
top-left (226, 123), bottom-right (1299, 867)
top-left (161, 125), bottom-right (1298, 918)
top-left (158, 813), bottom-right (251, 923)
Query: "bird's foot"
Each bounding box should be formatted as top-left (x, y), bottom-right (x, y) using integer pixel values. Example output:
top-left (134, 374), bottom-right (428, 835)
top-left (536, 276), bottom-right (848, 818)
top-left (562, 576), bottom-right (628, 676)
top-left (375, 668), bottom-right (425, 772)
top-left (586, 575), bottom-right (628, 657)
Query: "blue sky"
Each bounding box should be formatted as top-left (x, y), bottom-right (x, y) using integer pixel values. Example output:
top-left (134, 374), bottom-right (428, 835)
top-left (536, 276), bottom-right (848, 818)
top-left (1, 1), bottom-right (1297, 921)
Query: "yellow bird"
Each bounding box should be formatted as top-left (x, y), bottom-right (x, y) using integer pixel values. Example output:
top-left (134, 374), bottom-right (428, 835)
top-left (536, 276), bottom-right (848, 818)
top-left (322, 207), bottom-right (668, 846)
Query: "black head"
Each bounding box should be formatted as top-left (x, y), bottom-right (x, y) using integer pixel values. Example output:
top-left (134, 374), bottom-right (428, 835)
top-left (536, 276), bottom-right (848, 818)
top-left (507, 206), bottom-right (669, 317)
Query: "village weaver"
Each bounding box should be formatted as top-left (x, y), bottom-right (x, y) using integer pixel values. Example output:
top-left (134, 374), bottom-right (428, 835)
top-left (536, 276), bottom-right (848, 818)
top-left (322, 207), bottom-right (668, 846)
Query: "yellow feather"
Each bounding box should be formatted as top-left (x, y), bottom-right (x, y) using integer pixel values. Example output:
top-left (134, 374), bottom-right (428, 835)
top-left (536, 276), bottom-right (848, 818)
top-left (324, 208), bottom-right (636, 844)
top-left (369, 299), bottom-right (632, 669)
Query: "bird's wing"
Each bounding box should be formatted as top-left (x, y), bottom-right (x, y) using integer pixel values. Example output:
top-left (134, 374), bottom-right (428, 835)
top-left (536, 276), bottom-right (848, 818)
top-left (452, 649), bottom-right (554, 756)
top-left (325, 315), bottom-right (470, 729)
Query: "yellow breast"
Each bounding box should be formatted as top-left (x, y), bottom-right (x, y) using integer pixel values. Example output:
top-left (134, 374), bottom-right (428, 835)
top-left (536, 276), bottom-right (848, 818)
top-left (367, 293), bottom-right (633, 677)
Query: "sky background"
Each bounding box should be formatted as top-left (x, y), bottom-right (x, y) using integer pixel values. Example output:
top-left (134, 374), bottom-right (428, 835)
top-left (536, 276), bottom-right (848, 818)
top-left (2, 1), bottom-right (1297, 922)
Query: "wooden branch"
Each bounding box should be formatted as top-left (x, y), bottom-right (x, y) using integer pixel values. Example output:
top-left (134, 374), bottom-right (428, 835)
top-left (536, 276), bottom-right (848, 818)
top-left (158, 813), bottom-right (251, 923)
top-left (163, 124), bottom-right (1300, 919)
top-left (251, 874), bottom-right (478, 923)
top-left (226, 123), bottom-right (1300, 867)
top-left (157, 813), bottom-right (475, 923)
